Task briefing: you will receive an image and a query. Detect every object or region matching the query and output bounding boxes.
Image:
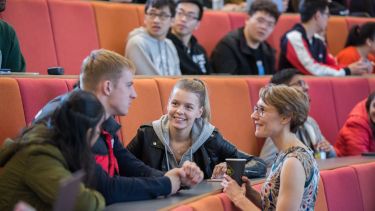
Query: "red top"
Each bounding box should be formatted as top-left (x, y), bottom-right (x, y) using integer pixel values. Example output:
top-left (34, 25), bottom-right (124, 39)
top-left (335, 100), bottom-right (375, 156)
top-left (336, 46), bottom-right (375, 73)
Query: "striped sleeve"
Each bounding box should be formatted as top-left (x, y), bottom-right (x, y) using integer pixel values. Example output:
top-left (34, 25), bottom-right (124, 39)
top-left (285, 31), bottom-right (346, 76)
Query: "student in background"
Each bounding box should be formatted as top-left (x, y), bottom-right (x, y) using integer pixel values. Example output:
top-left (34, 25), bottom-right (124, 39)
top-left (222, 85), bottom-right (319, 210)
top-left (34, 49), bottom-right (203, 204)
top-left (336, 22), bottom-right (375, 74)
top-left (0, 90), bottom-right (105, 211)
top-left (260, 69), bottom-right (336, 167)
top-left (279, 0), bottom-right (369, 76)
top-left (0, 0), bottom-right (25, 72)
top-left (335, 92), bottom-right (375, 156)
top-left (211, 0), bottom-right (280, 75)
top-left (125, 0), bottom-right (181, 75)
top-left (128, 78), bottom-right (266, 179)
top-left (167, 0), bottom-right (211, 75)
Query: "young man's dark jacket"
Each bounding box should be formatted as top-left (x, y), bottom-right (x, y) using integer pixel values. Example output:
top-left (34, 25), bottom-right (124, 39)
top-left (167, 32), bottom-right (211, 75)
top-left (127, 124), bottom-right (266, 179)
top-left (34, 94), bottom-right (171, 204)
top-left (210, 27), bottom-right (276, 75)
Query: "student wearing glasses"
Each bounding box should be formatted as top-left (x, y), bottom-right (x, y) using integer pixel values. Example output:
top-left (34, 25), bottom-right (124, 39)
top-left (222, 84), bottom-right (320, 210)
top-left (260, 69), bottom-right (336, 167)
top-left (125, 0), bottom-right (181, 75)
top-left (167, 0), bottom-right (211, 75)
top-left (211, 0), bottom-right (280, 75)
top-left (279, 0), bottom-right (369, 76)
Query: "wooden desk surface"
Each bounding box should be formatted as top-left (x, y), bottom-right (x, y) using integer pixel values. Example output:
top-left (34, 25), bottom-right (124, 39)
top-left (105, 155), bottom-right (375, 211)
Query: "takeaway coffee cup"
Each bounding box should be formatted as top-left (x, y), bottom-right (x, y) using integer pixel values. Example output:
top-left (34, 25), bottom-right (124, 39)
top-left (225, 158), bottom-right (246, 185)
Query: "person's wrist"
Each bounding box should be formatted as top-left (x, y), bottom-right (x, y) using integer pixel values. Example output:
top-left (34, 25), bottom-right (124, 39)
top-left (232, 194), bottom-right (247, 207)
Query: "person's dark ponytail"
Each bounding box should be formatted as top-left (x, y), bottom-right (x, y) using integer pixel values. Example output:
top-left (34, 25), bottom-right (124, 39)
top-left (345, 25), bottom-right (362, 47)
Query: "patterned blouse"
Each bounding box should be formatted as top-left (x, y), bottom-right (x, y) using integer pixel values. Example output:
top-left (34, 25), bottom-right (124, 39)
top-left (261, 146), bottom-right (320, 211)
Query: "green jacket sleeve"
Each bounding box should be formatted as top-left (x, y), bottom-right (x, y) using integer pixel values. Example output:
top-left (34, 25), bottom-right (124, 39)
top-left (24, 148), bottom-right (105, 211)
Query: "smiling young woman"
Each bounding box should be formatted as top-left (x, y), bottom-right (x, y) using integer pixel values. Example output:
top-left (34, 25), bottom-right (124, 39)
top-left (127, 78), bottom-right (267, 179)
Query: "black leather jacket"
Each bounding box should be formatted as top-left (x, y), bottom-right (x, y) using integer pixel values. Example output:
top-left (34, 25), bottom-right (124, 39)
top-left (127, 124), bottom-right (266, 179)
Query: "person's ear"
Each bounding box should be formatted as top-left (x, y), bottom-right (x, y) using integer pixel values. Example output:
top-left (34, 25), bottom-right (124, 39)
top-left (103, 80), bottom-right (112, 96)
top-left (198, 106), bottom-right (203, 118)
top-left (280, 115), bottom-right (292, 125)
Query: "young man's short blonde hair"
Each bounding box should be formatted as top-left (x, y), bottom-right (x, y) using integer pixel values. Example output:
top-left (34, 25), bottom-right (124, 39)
top-left (259, 84), bottom-right (309, 133)
top-left (80, 49), bottom-right (135, 91)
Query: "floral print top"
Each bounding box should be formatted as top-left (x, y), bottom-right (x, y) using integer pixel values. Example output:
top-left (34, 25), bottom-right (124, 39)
top-left (261, 146), bottom-right (319, 211)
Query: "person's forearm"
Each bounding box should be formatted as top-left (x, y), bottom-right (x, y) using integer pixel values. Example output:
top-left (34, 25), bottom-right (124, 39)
top-left (245, 187), bottom-right (262, 208)
top-left (232, 194), bottom-right (260, 210)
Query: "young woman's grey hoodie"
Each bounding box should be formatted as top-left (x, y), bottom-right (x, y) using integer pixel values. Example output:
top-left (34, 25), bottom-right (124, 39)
top-left (125, 27), bottom-right (181, 76)
top-left (152, 115), bottom-right (215, 170)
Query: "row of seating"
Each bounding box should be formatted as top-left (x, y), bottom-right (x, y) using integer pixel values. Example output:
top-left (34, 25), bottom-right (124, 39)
top-left (1, 75), bottom-right (374, 156)
top-left (2, 0), bottom-right (375, 74)
top-left (169, 162), bottom-right (375, 211)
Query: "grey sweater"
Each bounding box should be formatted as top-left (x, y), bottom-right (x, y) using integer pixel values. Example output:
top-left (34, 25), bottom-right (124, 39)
top-left (125, 27), bottom-right (181, 76)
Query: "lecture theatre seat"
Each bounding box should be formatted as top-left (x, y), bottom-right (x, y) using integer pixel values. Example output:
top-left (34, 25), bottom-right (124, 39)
top-left (2, 0), bottom-right (57, 73)
top-left (48, 0), bottom-right (99, 75)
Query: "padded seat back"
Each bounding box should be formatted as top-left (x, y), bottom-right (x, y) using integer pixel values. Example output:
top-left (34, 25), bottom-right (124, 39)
top-left (352, 162), bottom-right (375, 211)
top-left (0, 78), bottom-right (26, 144)
top-left (119, 79), bottom-right (164, 146)
top-left (321, 166), bottom-right (364, 211)
top-left (2, 0), bottom-right (57, 73)
top-left (48, 0), bottom-right (99, 75)
top-left (93, 2), bottom-right (141, 55)
top-left (16, 78), bottom-right (69, 124)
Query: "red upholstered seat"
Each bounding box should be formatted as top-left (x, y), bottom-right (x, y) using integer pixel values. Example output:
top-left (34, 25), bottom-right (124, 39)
top-left (2, 0), bottom-right (57, 73)
top-left (118, 79), bottom-right (164, 146)
top-left (228, 12), bottom-right (247, 30)
top-left (48, 0), bottom-right (99, 75)
top-left (92, 2), bottom-right (140, 55)
top-left (16, 78), bottom-right (69, 124)
top-left (352, 162), bottom-right (375, 211)
top-left (0, 78), bottom-right (26, 145)
top-left (320, 167), bottom-right (364, 211)
top-left (331, 77), bottom-right (370, 129)
top-left (187, 195), bottom-right (224, 211)
top-left (65, 79), bottom-right (79, 91)
top-left (194, 11), bottom-right (231, 57)
top-left (304, 77), bottom-right (339, 145)
top-left (217, 193), bottom-right (242, 211)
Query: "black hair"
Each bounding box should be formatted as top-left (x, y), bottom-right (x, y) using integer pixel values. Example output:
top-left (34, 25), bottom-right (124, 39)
top-left (366, 91), bottom-right (375, 138)
top-left (270, 68), bottom-right (301, 85)
top-left (12, 90), bottom-right (104, 187)
top-left (145, 0), bottom-right (176, 17)
top-left (248, 0), bottom-right (280, 22)
top-left (299, 0), bottom-right (329, 23)
top-left (176, 0), bottom-right (204, 21)
top-left (345, 22), bottom-right (375, 47)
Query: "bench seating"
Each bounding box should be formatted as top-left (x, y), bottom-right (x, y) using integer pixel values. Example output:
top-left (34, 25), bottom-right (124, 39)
top-left (171, 163), bottom-right (375, 211)
top-left (2, 0), bottom-right (375, 74)
top-left (1, 75), bottom-right (374, 156)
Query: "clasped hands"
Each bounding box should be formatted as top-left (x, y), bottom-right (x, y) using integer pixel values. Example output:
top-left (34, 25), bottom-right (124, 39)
top-left (165, 161), bottom-right (204, 195)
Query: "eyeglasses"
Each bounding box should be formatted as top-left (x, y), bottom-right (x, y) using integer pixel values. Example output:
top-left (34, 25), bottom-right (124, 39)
top-left (254, 17), bottom-right (275, 28)
top-left (253, 105), bottom-right (265, 117)
top-left (175, 11), bottom-right (199, 21)
top-left (146, 12), bottom-right (172, 21)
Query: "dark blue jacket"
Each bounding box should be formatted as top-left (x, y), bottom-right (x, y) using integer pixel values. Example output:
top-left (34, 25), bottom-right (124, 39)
top-left (34, 93), bottom-right (172, 204)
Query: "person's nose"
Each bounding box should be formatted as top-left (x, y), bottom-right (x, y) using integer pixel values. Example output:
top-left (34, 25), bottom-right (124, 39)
top-left (131, 86), bottom-right (137, 99)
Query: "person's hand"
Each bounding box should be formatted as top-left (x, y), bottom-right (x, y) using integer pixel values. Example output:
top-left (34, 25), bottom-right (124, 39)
top-left (180, 161), bottom-right (204, 187)
top-left (316, 140), bottom-right (333, 153)
top-left (211, 162), bottom-right (227, 179)
top-left (221, 174), bottom-right (246, 201)
top-left (165, 168), bottom-right (183, 195)
top-left (348, 60), bottom-right (372, 75)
